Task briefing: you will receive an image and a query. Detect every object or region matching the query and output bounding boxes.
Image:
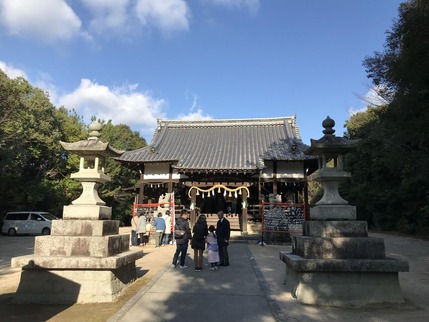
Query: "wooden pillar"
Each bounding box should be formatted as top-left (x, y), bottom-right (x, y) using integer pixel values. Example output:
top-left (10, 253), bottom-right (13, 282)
top-left (168, 163), bottom-right (173, 193)
top-left (138, 164), bottom-right (145, 203)
top-left (241, 188), bottom-right (248, 235)
top-left (190, 187), bottom-right (196, 227)
top-left (273, 161), bottom-right (278, 195)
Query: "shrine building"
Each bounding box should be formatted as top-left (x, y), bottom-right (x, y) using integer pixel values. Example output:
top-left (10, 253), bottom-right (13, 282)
top-left (117, 116), bottom-right (317, 233)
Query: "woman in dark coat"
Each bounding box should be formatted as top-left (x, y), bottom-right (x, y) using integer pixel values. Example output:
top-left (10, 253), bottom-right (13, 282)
top-left (191, 215), bottom-right (208, 272)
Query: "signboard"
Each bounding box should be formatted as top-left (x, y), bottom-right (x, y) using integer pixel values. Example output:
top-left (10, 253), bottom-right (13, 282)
top-left (261, 201), bottom-right (305, 234)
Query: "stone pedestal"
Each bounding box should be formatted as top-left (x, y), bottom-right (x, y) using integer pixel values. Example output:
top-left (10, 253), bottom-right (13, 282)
top-left (12, 219), bottom-right (143, 304)
top-left (280, 220), bottom-right (409, 306)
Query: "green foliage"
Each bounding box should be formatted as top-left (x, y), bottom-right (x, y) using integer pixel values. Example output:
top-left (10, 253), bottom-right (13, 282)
top-left (344, 0), bottom-right (429, 236)
top-left (307, 181), bottom-right (322, 206)
top-left (0, 70), bottom-right (63, 214)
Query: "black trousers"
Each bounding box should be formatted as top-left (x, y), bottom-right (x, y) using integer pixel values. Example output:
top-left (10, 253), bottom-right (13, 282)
top-left (172, 242), bottom-right (188, 266)
top-left (219, 245), bottom-right (229, 266)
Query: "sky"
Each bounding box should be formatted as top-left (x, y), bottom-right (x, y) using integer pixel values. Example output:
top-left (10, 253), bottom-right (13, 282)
top-left (0, 0), bottom-right (403, 145)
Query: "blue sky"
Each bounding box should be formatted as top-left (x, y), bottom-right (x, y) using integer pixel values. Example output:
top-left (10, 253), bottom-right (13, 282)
top-left (0, 0), bottom-right (403, 145)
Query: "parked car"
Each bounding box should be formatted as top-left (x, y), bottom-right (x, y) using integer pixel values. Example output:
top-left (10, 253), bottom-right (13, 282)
top-left (1, 211), bottom-right (58, 236)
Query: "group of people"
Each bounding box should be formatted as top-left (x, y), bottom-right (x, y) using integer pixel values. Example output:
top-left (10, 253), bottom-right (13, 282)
top-left (171, 210), bottom-right (231, 272)
top-left (131, 210), bottom-right (173, 247)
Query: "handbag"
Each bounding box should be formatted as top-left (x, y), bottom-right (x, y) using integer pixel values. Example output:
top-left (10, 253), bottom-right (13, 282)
top-left (175, 229), bottom-right (186, 238)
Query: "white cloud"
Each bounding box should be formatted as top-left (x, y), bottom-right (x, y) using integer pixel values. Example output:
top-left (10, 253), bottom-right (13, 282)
top-left (0, 61), bottom-right (28, 79)
top-left (80, 0), bottom-right (132, 35)
top-left (205, 0), bottom-right (260, 14)
top-left (135, 0), bottom-right (191, 34)
top-left (177, 109), bottom-right (212, 121)
top-left (348, 86), bottom-right (388, 116)
top-left (177, 95), bottom-right (212, 120)
top-left (0, 0), bottom-right (83, 43)
top-left (363, 86), bottom-right (389, 106)
top-left (58, 79), bottom-right (167, 138)
top-left (348, 106), bottom-right (366, 116)
top-left (0, 0), bottom-right (190, 44)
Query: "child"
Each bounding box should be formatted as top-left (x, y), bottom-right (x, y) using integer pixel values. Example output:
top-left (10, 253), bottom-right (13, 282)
top-left (206, 225), bottom-right (220, 271)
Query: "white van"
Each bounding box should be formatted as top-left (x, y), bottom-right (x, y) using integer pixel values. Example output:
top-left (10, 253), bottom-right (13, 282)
top-left (1, 211), bottom-right (58, 236)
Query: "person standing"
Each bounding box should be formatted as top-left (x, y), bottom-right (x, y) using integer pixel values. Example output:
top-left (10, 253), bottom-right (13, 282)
top-left (130, 213), bottom-right (138, 246)
top-left (216, 211), bottom-right (230, 266)
top-left (162, 210), bottom-right (172, 246)
top-left (206, 225), bottom-right (220, 271)
top-left (154, 213), bottom-right (166, 248)
top-left (191, 215), bottom-right (208, 272)
top-left (136, 212), bottom-right (147, 247)
top-left (171, 209), bottom-right (191, 269)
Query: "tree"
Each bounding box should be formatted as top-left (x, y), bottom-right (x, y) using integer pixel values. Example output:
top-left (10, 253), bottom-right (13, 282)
top-left (0, 70), bottom-right (63, 214)
top-left (97, 120), bottom-right (147, 224)
top-left (344, 0), bottom-right (429, 235)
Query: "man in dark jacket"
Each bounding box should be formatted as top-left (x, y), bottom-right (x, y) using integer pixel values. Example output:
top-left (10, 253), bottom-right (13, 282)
top-left (216, 211), bottom-right (230, 266)
top-left (171, 209), bottom-right (191, 269)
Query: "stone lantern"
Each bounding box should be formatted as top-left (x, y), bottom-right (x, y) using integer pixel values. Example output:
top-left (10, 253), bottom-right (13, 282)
top-left (12, 121), bottom-right (143, 304)
top-left (280, 116), bottom-right (408, 306)
top-left (305, 116), bottom-right (358, 220)
top-left (60, 121), bottom-right (121, 220)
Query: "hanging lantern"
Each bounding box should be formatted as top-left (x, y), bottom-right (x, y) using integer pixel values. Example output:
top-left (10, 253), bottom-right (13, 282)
top-left (223, 190), bottom-right (227, 197)
top-left (202, 192), bottom-right (205, 199)
top-left (228, 191), bottom-right (232, 198)
top-left (234, 191), bottom-right (238, 198)
top-left (239, 189), bottom-right (242, 195)
top-left (196, 190), bottom-right (200, 196)
top-left (212, 190), bottom-right (215, 196)
top-left (217, 186), bottom-right (221, 193)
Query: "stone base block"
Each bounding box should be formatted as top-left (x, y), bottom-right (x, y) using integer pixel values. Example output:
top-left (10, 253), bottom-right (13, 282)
top-left (34, 234), bottom-right (130, 257)
top-left (51, 220), bottom-right (119, 236)
top-left (13, 262), bottom-right (136, 304)
top-left (285, 269), bottom-right (405, 306)
top-left (305, 221), bottom-right (368, 237)
top-left (280, 252), bottom-right (409, 306)
top-left (63, 204), bottom-right (111, 220)
top-left (310, 205), bottom-right (356, 220)
top-left (12, 250), bottom-right (143, 269)
top-left (292, 236), bottom-right (385, 259)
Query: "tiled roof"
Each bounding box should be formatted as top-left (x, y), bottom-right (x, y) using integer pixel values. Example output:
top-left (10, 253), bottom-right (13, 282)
top-left (118, 116), bottom-right (314, 172)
